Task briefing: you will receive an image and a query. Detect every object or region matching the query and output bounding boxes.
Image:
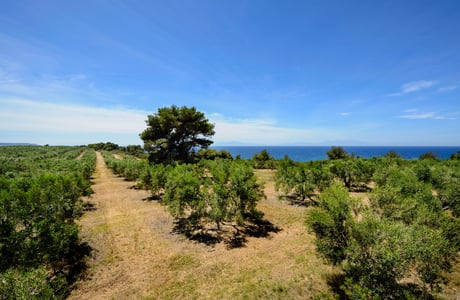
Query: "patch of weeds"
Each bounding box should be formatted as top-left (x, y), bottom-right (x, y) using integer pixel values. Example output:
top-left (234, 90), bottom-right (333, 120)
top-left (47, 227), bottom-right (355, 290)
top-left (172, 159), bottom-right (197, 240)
top-left (167, 253), bottom-right (200, 271)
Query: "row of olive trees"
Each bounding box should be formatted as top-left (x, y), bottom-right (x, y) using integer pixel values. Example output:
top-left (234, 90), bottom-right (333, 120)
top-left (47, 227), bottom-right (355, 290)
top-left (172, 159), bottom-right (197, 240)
top-left (306, 157), bottom-right (460, 298)
top-left (275, 147), bottom-right (460, 202)
top-left (103, 151), bottom-right (265, 234)
top-left (0, 147), bottom-right (96, 299)
top-left (275, 156), bottom-right (374, 202)
top-left (163, 160), bottom-right (264, 232)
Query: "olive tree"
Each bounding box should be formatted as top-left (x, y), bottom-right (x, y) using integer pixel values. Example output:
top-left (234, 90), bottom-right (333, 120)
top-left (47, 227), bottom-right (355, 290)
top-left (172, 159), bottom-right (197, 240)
top-left (162, 160), bottom-right (265, 233)
top-left (307, 168), bottom-right (458, 298)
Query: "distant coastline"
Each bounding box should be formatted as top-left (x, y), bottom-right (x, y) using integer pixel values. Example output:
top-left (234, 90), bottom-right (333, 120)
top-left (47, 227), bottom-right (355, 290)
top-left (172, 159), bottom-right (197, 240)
top-left (212, 146), bottom-right (460, 162)
top-left (0, 143), bottom-right (38, 147)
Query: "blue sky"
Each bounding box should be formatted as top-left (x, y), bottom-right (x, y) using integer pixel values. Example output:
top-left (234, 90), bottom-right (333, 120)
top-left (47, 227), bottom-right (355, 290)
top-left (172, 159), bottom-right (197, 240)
top-left (0, 0), bottom-right (459, 146)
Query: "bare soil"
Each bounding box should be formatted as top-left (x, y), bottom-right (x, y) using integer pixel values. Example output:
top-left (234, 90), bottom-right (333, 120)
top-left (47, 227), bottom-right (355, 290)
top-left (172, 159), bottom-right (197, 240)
top-left (112, 153), bottom-right (123, 160)
top-left (69, 154), bottom-right (335, 299)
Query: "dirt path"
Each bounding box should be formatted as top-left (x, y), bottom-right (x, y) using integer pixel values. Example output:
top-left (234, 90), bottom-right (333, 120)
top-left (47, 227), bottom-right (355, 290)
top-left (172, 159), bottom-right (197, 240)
top-left (76, 149), bottom-right (87, 160)
top-left (69, 152), bottom-right (174, 299)
top-left (69, 154), bottom-right (333, 299)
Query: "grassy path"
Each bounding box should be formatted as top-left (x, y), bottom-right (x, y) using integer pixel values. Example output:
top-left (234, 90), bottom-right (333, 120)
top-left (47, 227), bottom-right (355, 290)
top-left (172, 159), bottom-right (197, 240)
top-left (69, 151), bottom-right (164, 299)
top-left (69, 153), bottom-right (334, 299)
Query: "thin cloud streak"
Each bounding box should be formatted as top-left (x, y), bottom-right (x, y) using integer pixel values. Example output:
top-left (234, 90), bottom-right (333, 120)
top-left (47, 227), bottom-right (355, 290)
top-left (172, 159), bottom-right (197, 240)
top-left (398, 110), bottom-right (456, 120)
top-left (438, 85), bottom-right (458, 93)
top-left (389, 80), bottom-right (437, 96)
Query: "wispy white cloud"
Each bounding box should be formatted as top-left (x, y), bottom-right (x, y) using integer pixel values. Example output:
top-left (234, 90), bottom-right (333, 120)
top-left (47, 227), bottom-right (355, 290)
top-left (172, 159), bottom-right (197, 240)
top-left (398, 109), bottom-right (456, 120)
top-left (339, 112), bottom-right (351, 116)
top-left (209, 114), bottom-right (344, 145)
top-left (389, 80), bottom-right (437, 96)
top-left (0, 98), bottom-right (351, 146)
top-left (401, 80), bottom-right (436, 93)
top-left (0, 71), bottom-right (110, 105)
top-left (438, 85), bottom-right (458, 93)
top-left (0, 98), bottom-right (149, 134)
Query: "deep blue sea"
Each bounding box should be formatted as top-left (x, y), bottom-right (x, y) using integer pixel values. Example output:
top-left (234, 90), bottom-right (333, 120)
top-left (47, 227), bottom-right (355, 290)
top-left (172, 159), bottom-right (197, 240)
top-left (212, 146), bottom-right (460, 162)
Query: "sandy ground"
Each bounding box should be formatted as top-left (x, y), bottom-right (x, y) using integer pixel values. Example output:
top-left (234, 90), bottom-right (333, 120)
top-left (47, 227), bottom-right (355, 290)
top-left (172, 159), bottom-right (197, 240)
top-left (69, 153), bottom-right (334, 299)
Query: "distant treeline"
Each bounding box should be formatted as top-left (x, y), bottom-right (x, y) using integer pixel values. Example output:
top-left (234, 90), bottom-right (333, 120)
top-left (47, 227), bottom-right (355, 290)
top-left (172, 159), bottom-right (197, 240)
top-left (87, 142), bottom-right (145, 157)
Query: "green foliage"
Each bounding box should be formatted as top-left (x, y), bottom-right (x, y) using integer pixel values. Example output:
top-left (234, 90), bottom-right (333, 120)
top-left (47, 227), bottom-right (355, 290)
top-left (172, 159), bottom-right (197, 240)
top-left (195, 148), bottom-right (233, 161)
top-left (326, 146), bottom-right (349, 160)
top-left (274, 157), bottom-right (296, 195)
top-left (161, 160), bottom-right (265, 232)
top-left (419, 151), bottom-right (439, 160)
top-left (450, 150), bottom-right (460, 160)
top-left (163, 164), bottom-right (204, 224)
top-left (0, 146), bottom-right (96, 298)
top-left (87, 141), bottom-right (120, 151)
top-left (103, 151), bottom-right (262, 229)
top-left (140, 105), bottom-right (215, 164)
top-left (307, 155), bottom-right (460, 298)
top-left (439, 178), bottom-right (460, 217)
top-left (347, 217), bottom-right (412, 294)
top-left (275, 159), bottom-right (333, 202)
top-left (306, 184), bottom-right (356, 265)
top-left (139, 163), bottom-right (171, 197)
top-left (122, 144), bottom-right (145, 157)
top-left (340, 277), bottom-right (379, 300)
top-left (308, 161), bottom-right (334, 192)
top-left (0, 267), bottom-right (60, 300)
top-left (102, 151), bottom-right (148, 182)
top-left (252, 149), bottom-right (276, 169)
top-left (223, 160), bottom-right (265, 224)
top-left (330, 158), bottom-right (373, 190)
top-left (384, 150), bottom-right (402, 159)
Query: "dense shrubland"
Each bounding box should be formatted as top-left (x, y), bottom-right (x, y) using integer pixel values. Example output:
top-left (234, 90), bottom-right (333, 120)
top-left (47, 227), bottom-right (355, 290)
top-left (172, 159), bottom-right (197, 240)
top-left (272, 149), bottom-right (460, 298)
top-left (0, 146), bottom-right (96, 299)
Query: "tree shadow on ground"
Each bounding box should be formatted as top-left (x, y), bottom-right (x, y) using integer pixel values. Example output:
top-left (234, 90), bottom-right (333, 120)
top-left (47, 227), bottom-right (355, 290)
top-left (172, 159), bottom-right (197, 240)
top-left (325, 272), bottom-right (435, 300)
top-left (171, 217), bottom-right (281, 249)
top-left (325, 273), bottom-right (347, 300)
top-left (171, 218), bottom-right (222, 246)
top-left (278, 195), bottom-right (318, 207)
top-left (82, 201), bottom-right (97, 211)
top-left (54, 241), bottom-right (92, 297)
top-left (141, 194), bottom-right (162, 202)
top-left (348, 184), bottom-right (372, 193)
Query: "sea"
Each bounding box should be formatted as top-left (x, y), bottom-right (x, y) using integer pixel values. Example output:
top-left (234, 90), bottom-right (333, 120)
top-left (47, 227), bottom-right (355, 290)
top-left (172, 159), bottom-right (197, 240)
top-left (211, 146), bottom-right (460, 162)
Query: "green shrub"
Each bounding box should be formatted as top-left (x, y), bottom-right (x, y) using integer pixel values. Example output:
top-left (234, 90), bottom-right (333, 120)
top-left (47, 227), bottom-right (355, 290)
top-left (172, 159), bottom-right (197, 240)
top-left (0, 267), bottom-right (60, 300)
